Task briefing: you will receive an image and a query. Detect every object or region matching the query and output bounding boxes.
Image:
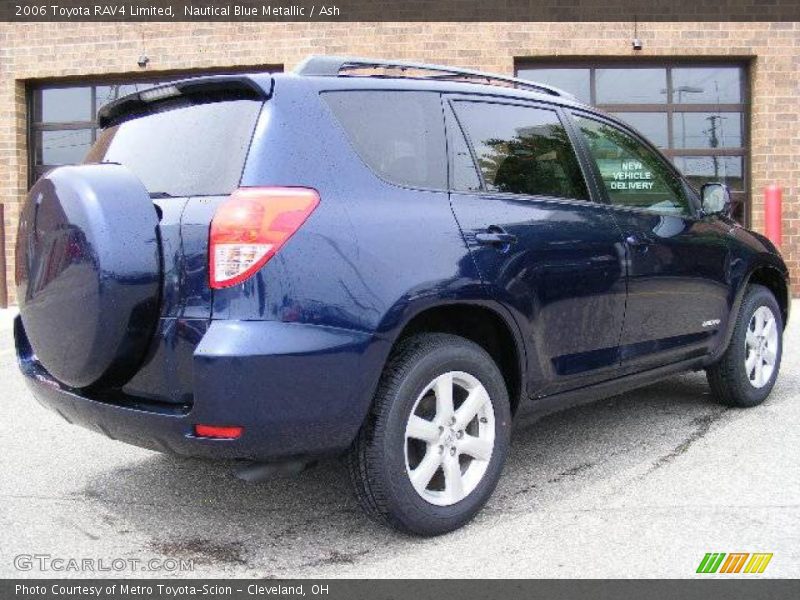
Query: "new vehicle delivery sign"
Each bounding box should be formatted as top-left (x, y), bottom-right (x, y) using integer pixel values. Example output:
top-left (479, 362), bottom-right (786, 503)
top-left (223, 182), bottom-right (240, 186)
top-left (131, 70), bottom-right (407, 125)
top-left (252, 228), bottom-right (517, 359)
top-left (609, 160), bottom-right (654, 191)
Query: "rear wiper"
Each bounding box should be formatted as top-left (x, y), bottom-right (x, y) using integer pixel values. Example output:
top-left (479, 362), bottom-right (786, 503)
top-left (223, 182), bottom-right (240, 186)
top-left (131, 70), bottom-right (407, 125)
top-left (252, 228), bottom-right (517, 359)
top-left (149, 191), bottom-right (175, 199)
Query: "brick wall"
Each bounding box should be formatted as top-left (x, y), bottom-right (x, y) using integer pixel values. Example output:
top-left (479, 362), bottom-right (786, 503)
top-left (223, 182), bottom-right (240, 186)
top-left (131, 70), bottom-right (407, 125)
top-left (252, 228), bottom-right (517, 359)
top-left (1, 21), bottom-right (798, 303)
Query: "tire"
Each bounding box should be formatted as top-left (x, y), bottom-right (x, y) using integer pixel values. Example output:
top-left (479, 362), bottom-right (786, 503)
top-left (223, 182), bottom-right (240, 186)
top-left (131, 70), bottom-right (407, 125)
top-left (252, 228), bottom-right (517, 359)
top-left (17, 164), bottom-right (160, 389)
top-left (706, 284), bottom-right (783, 408)
top-left (347, 333), bottom-right (511, 536)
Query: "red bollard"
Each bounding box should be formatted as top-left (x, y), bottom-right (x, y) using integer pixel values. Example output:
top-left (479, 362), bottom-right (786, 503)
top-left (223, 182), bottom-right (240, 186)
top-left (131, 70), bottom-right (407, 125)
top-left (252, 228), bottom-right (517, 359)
top-left (764, 184), bottom-right (782, 249)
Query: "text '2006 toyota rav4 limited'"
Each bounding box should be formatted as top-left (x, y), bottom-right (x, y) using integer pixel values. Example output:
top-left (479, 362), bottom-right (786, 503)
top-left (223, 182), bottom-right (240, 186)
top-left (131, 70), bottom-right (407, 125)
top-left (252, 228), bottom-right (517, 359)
top-left (15, 57), bottom-right (789, 535)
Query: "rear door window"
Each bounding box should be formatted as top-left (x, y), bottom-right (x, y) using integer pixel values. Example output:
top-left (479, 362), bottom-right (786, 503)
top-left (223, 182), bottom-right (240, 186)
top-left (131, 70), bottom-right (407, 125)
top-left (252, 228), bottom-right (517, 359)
top-left (323, 91), bottom-right (447, 190)
top-left (452, 100), bottom-right (589, 200)
top-left (85, 99), bottom-right (263, 197)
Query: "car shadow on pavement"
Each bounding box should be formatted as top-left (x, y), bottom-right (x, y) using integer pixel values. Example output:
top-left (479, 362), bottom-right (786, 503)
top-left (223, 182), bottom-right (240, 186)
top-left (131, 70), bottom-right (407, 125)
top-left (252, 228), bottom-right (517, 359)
top-left (82, 371), bottom-right (728, 575)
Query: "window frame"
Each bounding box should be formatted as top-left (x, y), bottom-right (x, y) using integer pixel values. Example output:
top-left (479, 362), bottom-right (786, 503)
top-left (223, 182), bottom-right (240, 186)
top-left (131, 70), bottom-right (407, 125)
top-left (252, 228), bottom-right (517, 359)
top-left (515, 60), bottom-right (750, 224)
top-left (443, 100), bottom-right (483, 193)
top-left (566, 108), bottom-right (702, 219)
top-left (443, 94), bottom-right (599, 206)
top-left (28, 77), bottom-right (178, 186)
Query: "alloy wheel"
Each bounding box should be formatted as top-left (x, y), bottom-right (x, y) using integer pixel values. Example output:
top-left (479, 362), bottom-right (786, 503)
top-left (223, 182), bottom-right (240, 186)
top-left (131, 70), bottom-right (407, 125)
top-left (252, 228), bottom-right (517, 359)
top-left (744, 306), bottom-right (779, 388)
top-left (404, 371), bottom-right (495, 506)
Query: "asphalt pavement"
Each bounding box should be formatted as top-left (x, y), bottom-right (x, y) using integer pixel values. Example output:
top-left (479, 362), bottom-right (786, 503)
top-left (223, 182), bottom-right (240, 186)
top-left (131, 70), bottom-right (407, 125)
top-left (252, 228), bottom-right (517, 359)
top-left (1, 304), bottom-right (797, 578)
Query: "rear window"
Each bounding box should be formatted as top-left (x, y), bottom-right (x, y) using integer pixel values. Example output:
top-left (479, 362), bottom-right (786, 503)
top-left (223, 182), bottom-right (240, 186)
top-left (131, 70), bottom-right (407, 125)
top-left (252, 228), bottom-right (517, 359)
top-left (85, 99), bottom-right (263, 197)
top-left (323, 91), bottom-right (446, 190)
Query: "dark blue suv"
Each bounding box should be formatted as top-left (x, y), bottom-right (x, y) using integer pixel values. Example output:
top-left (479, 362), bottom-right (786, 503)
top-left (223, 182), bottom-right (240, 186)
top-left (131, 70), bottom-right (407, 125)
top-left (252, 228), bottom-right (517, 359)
top-left (15, 57), bottom-right (789, 535)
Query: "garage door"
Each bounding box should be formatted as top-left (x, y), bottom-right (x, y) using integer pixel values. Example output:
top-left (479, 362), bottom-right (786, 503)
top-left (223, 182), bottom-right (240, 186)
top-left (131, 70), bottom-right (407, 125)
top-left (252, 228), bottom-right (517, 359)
top-left (28, 66), bottom-right (282, 187)
top-left (516, 62), bottom-right (749, 224)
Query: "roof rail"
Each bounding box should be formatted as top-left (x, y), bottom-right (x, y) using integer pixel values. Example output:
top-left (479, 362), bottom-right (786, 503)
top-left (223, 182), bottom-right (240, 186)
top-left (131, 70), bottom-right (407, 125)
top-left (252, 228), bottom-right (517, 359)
top-left (293, 56), bottom-right (575, 100)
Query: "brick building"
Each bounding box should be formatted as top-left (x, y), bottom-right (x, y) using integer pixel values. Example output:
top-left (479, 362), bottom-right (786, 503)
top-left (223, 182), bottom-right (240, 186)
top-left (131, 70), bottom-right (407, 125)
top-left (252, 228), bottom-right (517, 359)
top-left (0, 21), bottom-right (797, 305)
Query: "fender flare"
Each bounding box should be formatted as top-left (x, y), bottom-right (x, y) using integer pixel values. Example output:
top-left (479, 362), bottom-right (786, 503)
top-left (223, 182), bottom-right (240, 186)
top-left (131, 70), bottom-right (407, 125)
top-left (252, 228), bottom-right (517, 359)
top-left (367, 295), bottom-right (530, 410)
top-left (707, 260), bottom-right (789, 364)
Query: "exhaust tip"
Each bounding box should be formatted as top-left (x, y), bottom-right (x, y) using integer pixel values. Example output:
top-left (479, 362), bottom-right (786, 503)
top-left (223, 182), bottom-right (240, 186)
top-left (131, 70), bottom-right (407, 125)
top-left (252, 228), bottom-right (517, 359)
top-left (234, 459), bottom-right (316, 483)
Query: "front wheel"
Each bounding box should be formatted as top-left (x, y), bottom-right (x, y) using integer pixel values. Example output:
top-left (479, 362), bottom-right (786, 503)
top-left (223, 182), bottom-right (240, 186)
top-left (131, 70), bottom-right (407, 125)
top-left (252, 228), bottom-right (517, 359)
top-left (347, 333), bottom-right (511, 536)
top-left (707, 284), bottom-right (784, 407)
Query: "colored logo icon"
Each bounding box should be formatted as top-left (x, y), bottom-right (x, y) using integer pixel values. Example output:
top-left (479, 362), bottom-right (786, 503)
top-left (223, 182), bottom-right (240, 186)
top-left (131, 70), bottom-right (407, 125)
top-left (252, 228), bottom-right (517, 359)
top-left (696, 553), bottom-right (773, 574)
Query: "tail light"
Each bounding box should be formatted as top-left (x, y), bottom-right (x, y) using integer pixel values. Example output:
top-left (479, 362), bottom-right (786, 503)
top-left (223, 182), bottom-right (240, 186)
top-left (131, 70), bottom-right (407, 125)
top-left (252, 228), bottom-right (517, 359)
top-left (209, 187), bottom-right (319, 289)
top-left (194, 424), bottom-right (243, 439)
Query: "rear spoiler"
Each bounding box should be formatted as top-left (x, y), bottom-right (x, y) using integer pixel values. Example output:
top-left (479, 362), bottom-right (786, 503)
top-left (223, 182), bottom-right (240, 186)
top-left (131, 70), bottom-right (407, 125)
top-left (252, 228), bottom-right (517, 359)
top-left (97, 75), bottom-right (272, 128)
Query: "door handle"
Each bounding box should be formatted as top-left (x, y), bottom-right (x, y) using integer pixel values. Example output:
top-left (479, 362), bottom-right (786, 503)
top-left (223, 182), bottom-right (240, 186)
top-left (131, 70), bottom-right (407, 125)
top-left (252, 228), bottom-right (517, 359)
top-left (476, 227), bottom-right (517, 247)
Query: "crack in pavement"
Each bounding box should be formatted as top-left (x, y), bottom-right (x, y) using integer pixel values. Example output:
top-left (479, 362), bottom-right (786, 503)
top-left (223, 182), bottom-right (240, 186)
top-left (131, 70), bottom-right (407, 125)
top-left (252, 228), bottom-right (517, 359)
top-left (642, 408), bottom-right (728, 477)
top-left (547, 461), bottom-right (595, 484)
top-left (150, 538), bottom-right (249, 567)
top-left (293, 549), bottom-right (371, 571)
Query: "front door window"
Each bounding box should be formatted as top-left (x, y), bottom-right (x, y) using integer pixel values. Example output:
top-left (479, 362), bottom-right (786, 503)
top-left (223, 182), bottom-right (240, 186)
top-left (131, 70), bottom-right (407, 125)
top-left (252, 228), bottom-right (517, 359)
top-left (574, 115), bottom-right (694, 217)
top-left (517, 63), bottom-right (748, 223)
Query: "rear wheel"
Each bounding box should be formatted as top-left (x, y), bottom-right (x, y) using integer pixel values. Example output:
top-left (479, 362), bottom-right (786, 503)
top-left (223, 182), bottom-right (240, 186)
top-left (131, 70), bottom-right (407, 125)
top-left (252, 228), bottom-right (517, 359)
top-left (706, 284), bottom-right (783, 407)
top-left (347, 333), bottom-right (511, 536)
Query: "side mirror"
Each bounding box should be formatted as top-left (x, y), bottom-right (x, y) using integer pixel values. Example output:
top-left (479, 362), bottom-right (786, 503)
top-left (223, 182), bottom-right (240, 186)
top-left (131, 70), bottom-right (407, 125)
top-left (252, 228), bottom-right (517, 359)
top-left (701, 183), bottom-right (732, 217)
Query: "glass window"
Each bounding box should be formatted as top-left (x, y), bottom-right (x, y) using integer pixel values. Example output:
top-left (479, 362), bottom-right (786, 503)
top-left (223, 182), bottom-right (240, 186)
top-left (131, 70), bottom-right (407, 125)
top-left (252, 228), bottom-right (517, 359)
top-left (36, 129), bottom-right (93, 165)
top-left (30, 81), bottom-right (176, 183)
top-left (323, 91), bottom-right (447, 190)
top-left (516, 68), bottom-right (591, 103)
top-left (575, 116), bottom-right (692, 215)
top-left (610, 112), bottom-right (669, 148)
top-left (95, 84), bottom-right (157, 113)
top-left (453, 101), bottom-right (588, 200)
top-left (37, 87), bottom-right (92, 122)
top-left (596, 68), bottom-right (667, 104)
top-left (672, 112), bottom-right (743, 149)
top-left (516, 62), bottom-right (748, 223)
top-left (85, 100), bottom-right (263, 197)
top-left (672, 156), bottom-right (744, 191)
top-left (29, 68), bottom-right (283, 188)
top-left (449, 111), bottom-right (481, 192)
top-left (671, 67), bottom-right (742, 104)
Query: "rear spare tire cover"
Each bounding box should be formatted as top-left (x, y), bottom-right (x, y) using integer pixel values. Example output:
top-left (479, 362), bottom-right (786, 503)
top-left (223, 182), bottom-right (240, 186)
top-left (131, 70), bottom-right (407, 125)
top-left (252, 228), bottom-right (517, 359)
top-left (16, 164), bottom-right (161, 389)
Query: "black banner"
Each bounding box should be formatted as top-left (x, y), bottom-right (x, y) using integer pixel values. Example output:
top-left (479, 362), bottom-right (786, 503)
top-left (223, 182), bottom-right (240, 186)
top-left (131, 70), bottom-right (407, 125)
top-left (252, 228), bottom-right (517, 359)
top-left (4, 580), bottom-right (800, 600)
top-left (2, 0), bottom-right (800, 22)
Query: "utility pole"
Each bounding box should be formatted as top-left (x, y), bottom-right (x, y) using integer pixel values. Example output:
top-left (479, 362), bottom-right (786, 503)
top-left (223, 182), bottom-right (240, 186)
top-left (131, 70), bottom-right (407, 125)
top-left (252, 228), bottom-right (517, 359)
top-left (706, 114), bottom-right (723, 180)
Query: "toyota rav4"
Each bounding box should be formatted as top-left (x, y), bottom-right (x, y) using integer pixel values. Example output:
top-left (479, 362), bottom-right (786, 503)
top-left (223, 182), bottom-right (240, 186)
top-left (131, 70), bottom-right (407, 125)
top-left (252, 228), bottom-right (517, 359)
top-left (15, 57), bottom-right (789, 535)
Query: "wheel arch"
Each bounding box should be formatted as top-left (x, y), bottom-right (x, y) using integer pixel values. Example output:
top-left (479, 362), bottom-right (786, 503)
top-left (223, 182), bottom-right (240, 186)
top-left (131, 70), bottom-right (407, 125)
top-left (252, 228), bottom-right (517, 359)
top-left (387, 301), bottom-right (527, 415)
top-left (748, 265), bottom-right (789, 328)
top-left (709, 261), bottom-right (790, 365)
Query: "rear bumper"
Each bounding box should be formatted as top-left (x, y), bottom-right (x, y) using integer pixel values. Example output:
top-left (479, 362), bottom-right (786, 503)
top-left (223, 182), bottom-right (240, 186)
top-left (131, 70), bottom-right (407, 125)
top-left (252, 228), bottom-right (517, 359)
top-left (16, 317), bottom-right (386, 460)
